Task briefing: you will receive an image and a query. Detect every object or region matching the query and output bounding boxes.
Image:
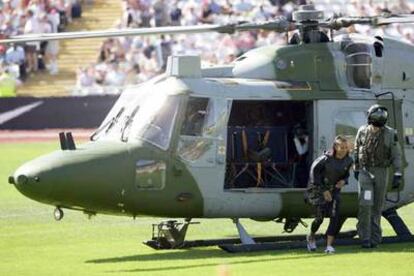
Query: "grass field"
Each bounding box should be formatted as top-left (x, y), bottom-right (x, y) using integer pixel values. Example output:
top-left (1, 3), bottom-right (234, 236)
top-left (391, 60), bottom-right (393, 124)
top-left (1, 142), bottom-right (413, 276)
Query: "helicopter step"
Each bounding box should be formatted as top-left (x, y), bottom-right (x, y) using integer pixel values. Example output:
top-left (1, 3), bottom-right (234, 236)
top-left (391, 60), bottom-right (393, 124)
top-left (144, 228), bottom-right (359, 251)
top-left (143, 213), bottom-right (414, 252)
top-left (219, 235), bottom-right (414, 253)
top-left (143, 217), bottom-right (357, 250)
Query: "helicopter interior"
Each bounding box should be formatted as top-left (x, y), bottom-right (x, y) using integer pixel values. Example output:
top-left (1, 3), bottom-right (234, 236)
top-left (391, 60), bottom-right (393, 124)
top-left (224, 100), bottom-right (313, 190)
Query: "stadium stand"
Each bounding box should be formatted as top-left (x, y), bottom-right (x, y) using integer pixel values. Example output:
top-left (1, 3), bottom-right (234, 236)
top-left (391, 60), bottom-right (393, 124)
top-left (2, 0), bottom-right (413, 97)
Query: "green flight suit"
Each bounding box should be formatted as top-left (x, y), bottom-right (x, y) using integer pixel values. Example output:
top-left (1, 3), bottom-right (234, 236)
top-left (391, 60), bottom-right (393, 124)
top-left (354, 124), bottom-right (402, 245)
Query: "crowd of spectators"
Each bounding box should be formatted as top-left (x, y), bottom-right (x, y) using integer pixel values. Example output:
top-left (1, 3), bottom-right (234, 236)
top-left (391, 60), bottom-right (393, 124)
top-left (0, 0), bottom-right (83, 97)
top-left (75, 0), bottom-right (414, 95)
top-left (1, 1), bottom-right (414, 97)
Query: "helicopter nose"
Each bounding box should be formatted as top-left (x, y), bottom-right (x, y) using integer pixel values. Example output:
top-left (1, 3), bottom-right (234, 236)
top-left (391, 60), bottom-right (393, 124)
top-left (9, 142), bottom-right (132, 211)
top-left (11, 158), bottom-right (54, 203)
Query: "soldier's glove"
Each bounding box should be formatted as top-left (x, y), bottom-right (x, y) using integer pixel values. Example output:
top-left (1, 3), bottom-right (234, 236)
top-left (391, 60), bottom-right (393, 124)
top-left (354, 171), bottom-right (359, 181)
top-left (392, 172), bottom-right (402, 190)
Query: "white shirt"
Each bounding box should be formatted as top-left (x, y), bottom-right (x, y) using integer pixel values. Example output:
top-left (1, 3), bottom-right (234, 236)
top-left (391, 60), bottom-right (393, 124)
top-left (24, 16), bottom-right (41, 48)
top-left (5, 46), bottom-right (25, 64)
top-left (294, 135), bottom-right (309, 156)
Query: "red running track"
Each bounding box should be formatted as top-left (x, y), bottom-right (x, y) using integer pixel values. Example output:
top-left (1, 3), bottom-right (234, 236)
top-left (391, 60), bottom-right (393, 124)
top-left (0, 129), bottom-right (94, 143)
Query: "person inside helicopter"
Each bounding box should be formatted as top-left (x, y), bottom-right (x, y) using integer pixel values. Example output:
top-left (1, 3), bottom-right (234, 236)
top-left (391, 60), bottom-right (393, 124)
top-left (291, 123), bottom-right (310, 188)
top-left (181, 97), bottom-right (212, 137)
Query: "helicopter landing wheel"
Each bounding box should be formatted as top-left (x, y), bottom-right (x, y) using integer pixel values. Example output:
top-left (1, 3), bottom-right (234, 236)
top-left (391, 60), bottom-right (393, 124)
top-left (54, 207), bottom-right (64, 221)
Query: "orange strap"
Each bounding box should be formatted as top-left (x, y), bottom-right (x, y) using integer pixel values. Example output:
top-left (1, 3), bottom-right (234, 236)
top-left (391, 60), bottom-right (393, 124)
top-left (263, 130), bottom-right (270, 146)
top-left (256, 163), bottom-right (262, 186)
top-left (242, 129), bottom-right (248, 160)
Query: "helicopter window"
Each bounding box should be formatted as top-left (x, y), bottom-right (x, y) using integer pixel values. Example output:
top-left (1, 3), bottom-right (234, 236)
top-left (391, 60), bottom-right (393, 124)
top-left (137, 95), bottom-right (180, 150)
top-left (181, 97), bottom-right (209, 136)
top-left (334, 110), bottom-right (366, 148)
top-left (406, 128), bottom-right (414, 145)
top-left (121, 106), bottom-right (140, 142)
top-left (135, 160), bottom-right (166, 190)
top-left (177, 97), bottom-right (229, 166)
top-left (342, 42), bottom-right (372, 89)
top-left (203, 98), bottom-right (229, 139)
top-left (90, 107), bottom-right (125, 141)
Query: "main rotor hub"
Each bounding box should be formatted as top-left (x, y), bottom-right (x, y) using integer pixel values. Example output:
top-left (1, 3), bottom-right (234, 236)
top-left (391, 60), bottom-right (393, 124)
top-left (292, 4), bottom-right (324, 23)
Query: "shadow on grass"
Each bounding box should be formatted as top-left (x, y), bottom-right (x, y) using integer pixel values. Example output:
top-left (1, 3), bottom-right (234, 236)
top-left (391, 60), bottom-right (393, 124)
top-left (87, 248), bottom-right (303, 264)
top-left (108, 255), bottom-right (325, 273)
top-left (92, 249), bottom-right (329, 273)
top-left (86, 242), bottom-right (414, 273)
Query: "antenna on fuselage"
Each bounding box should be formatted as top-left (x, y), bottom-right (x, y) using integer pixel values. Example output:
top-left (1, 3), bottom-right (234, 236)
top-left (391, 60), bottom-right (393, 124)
top-left (59, 132), bottom-right (76, 150)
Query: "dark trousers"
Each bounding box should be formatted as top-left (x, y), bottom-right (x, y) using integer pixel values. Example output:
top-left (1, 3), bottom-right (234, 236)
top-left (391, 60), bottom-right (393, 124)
top-left (311, 191), bottom-right (341, 236)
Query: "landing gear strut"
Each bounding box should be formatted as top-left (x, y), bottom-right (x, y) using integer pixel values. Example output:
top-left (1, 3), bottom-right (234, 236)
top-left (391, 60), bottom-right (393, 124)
top-left (143, 213), bottom-right (414, 252)
top-left (144, 218), bottom-right (198, 249)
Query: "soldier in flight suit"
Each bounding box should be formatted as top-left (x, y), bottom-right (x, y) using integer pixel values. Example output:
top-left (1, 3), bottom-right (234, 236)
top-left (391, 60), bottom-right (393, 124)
top-left (306, 135), bottom-right (353, 253)
top-left (354, 104), bottom-right (403, 248)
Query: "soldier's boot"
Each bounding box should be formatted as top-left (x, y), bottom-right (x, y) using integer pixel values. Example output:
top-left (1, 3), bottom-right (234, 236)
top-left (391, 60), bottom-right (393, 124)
top-left (361, 239), bottom-right (371, 249)
top-left (306, 234), bottom-right (317, 252)
top-left (324, 245), bottom-right (335, 254)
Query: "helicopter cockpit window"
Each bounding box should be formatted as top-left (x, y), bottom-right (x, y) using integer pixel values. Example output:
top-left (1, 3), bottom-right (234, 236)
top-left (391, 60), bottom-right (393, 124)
top-left (342, 42), bottom-right (372, 89)
top-left (135, 95), bottom-right (180, 150)
top-left (178, 97), bottom-right (229, 166)
top-left (334, 110), bottom-right (366, 149)
top-left (90, 107), bottom-right (125, 141)
top-left (180, 97), bottom-right (209, 136)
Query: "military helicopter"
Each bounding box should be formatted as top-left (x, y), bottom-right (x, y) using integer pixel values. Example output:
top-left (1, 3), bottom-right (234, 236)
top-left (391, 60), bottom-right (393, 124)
top-left (5, 4), bottom-right (414, 252)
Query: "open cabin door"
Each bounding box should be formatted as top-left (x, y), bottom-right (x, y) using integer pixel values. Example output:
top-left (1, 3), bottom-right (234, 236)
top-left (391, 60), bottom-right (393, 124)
top-left (315, 100), bottom-right (375, 198)
top-left (402, 99), bottom-right (414, 195)
top-left (377, 98), bottom-right (406, 196)
top-left (224, 100), bottom-right (313, 189)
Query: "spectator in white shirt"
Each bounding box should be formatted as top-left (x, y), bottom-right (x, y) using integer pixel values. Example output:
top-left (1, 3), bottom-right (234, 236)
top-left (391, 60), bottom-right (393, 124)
top-left (5, 43), bottom-right (26, 81)
top-left (23, 9), bottom-right (41, 72)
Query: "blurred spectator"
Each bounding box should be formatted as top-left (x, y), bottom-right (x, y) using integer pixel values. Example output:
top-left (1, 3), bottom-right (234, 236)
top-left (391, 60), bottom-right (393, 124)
top-left (23, 9), bottom-right (40, 72)
top-left (169, 0), bottom-right (182, 26)
top-left (45, 8), bottom-right (60, 74)
top-left (5, 43), bottom-right (26, 81)
top-left (0, 66), bottom-right (17, 97)
top-left (77, 66), bottom-right (95, 87)
top-left (156, 34), bottom-right (171, 69)
top-left (105, 62), bottom-right (126, 86)
top-left (153, 0), bottom-right (169, 27)
top-left (0, 0), bottom-right (86, 92)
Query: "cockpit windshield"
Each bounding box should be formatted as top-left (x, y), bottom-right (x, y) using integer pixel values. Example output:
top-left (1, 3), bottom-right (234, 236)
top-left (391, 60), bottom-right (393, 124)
top-left (90, 84), bottom-right (150, 141)
top-left (129, 94), bottom-right (180, 149)
top-left (91, 76), bottom-right (181, 150)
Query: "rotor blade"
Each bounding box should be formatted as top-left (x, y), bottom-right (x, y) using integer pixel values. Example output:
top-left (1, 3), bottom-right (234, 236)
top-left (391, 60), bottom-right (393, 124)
top-left (321, 17), bottom-right (373, 30)
top-left (233, 17), bottom-right (294, 32)
top-left (0, 17), bottom-right (294, 44)
top-left (375, 15), bottom-right (414, 25)
top-left (0, 25), bottom-right (227, 44)
top-left (322, 14), bottom-right (414, 30)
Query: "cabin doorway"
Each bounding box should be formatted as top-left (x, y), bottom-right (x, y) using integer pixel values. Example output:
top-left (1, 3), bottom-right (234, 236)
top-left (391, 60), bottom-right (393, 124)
top-left (225, 100), bottom-right (313, 190)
